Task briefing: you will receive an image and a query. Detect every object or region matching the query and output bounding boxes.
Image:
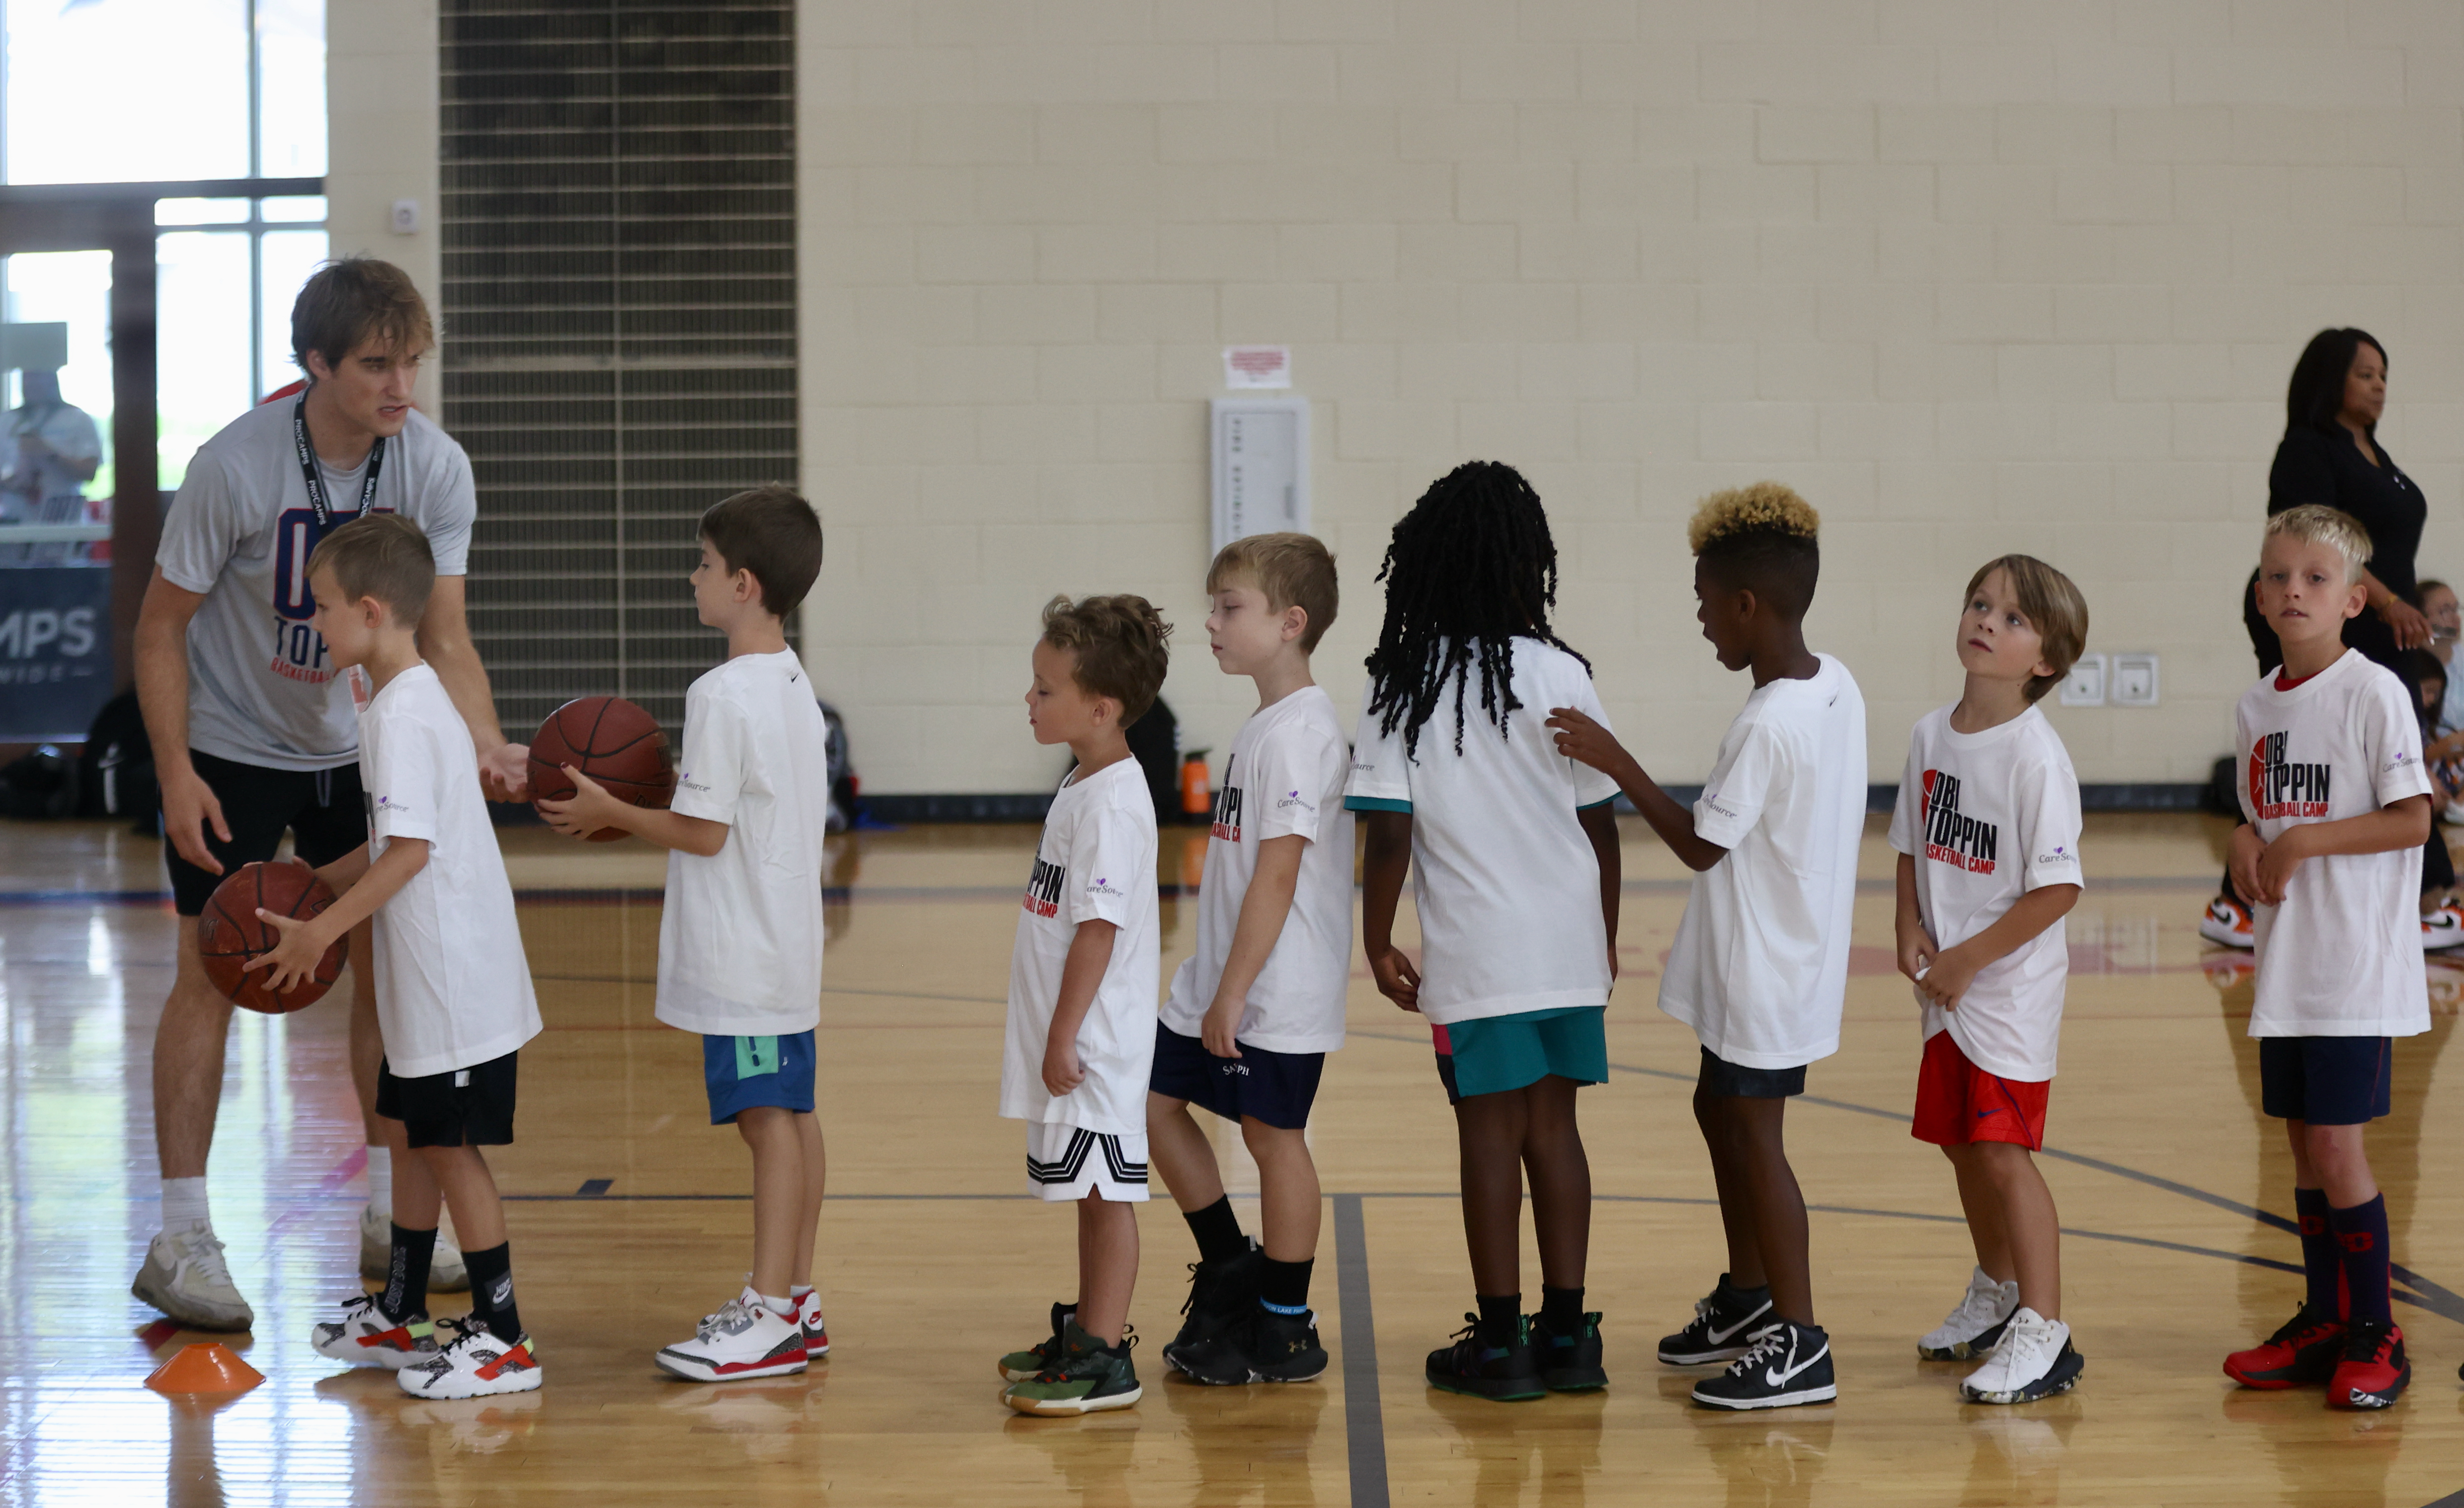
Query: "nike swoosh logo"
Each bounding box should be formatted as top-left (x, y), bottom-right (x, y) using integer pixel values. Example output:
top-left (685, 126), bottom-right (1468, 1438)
top-left (1765, 1340), bottom-right (1829, 1387)
top-left (1707, 1306), bottom-right (1770, 1345)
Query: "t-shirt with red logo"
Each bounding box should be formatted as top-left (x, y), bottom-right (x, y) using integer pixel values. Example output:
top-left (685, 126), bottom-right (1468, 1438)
top-left (1886, 703), bottom-right (2083, 1083)
top-left (2233, 649), bottom-right (2432, 1038)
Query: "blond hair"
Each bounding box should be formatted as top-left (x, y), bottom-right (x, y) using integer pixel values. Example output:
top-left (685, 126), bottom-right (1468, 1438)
top-left (307, 512), bottom-right (435, 627)
top-left (1040, 594), bottom-right (1173, 726)
top-left (2264, 504), bottom-right (2374, 582)
top-left (1205, 532), bottom-right (1339, 652)
top-left (1688, 481), bottom-right (1822, 619)
top-left (1965, 555), bottom-right (2089, 704)
top-left (1688, 481), bottom-right (1820, 555)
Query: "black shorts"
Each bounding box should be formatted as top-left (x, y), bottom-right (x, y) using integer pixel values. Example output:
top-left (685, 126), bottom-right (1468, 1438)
top-left (1148, 1022), bottom-right (1325, 1131)
top-left (1696, 1045), bottom-right (1807, 1099)
top-left (376, 1051), bottom-right (519, 1148)
top-left (2259, 1036), bottom-right (2392, 1126)
top-left (166, 750), bottom-right (367, 916)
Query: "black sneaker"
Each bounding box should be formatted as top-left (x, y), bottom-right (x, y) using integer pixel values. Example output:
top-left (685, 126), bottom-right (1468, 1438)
top-left (1658, 1274), bottom-right (1775, 1365)
top-left (1426, 1314), bottom-right (1547, 1402)
top-left (1528, 1310), bottom-right (1607, 1391)
top-left (1243, 1304), bottom-right (1329, 1383)
top-left (1690, 1321), bottom-right (1836, 1410)
top-left (1162, 1242), bottom-right (1263, 1378)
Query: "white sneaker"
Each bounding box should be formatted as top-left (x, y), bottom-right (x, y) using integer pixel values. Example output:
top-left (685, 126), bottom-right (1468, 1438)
top-left (1918, 1266), bottom-right (2018, 1360)
top-left (2423, 900), bottom-right (2464, 951)
top-left (797, 1289), bottom-right (830, 1358)
top-left (132, 1225), bottom-right (253, 1331)
top-left (311, 1293), bottom-right (467, 1370)
top-left (2198, 895), bottom-right (2254, 949)
top-left (1960, 1308), bottom-right (2084, 1404)
top-left (656, 1287), bottom-right (810, 1383)
top-left (358, 1205), bottom-right (469, 1292)
top-left (398, 1325), bottom-right (543, 1399)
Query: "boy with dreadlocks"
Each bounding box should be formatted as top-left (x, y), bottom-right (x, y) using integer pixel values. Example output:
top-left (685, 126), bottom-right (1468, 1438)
top-left (1345, 460), bottom-right (1624, 1402)
top-left (1549, 482), bottom-right (1865, 1411)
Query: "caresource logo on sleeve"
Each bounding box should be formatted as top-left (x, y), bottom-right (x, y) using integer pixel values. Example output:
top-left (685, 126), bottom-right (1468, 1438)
top-left (2035, 842), bottom-right (2077, 866)
top-left (1275, 788), bottom-right (1315, 814)
top-left (678, 770), bottom-right (712, 795)
top-left (1086, 874), bottom-right (1125, 898)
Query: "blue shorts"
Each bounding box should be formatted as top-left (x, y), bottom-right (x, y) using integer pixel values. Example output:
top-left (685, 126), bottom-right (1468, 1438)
top-left (1148, 1022), bottom-right (1325, 1131)
top-left (701, 1030), bottom-right (817, 1124)
top-left (1697, 1045), bottom-right (1808, 1100)
top-left (1432, 1007), bottom-right (1608, 1104)
top-left (2259, 1036), bottom-right (2392, 1126)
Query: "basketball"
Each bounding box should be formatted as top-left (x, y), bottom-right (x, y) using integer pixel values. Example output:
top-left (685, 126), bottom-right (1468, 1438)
top-left (529, 696), bottom-right (676, 842)
top-left (197, 861), bottom-right (348, 1014)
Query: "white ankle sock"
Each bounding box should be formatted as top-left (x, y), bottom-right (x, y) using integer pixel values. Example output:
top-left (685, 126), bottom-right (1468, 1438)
top-left (162, 1176), bottom-right (211, 1232)
top-left (760, 1292), bottom-right (796, 1318)
top-left (790, 1284), bottom-right (814, 1300)
top-left (365, 1146), bottom-right (393, 1219)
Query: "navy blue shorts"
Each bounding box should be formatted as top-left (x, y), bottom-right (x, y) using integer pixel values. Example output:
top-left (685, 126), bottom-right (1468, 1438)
top-left (1696, 1046), bottom-right (1807, 1099)
top-left (2259, 1036), bottom-right (2392, 1126)
top-left (701, 1030), bottom-right (817, 1124)
top-left (1148, 1022), bottom-right (1325, 1131)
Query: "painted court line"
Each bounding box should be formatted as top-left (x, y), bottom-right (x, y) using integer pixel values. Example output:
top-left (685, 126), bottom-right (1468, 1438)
top-left (1332, 1194), bottom-right (1389, 1508)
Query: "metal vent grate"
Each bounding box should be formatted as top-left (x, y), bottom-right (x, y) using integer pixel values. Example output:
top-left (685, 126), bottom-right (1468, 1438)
top-left (438, 0), bottom-right (797, 738)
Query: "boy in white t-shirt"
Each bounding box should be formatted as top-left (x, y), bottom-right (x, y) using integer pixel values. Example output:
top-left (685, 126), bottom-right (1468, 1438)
top-left (255, 514), bottom-right (545, 1400)
top-left (996, 594), bottom-right (1172, 1416)
top-left (2220, 505), bottom-right (2431, 1411)
top-left (1888, 555), bottom-right (2089, 1406)
top-left (538, 487), bottom-right (831, 1384)
top-left (1148, 534), bottom-right (1351, 1388)
top-left (1551, 483), bottom-right (1864, 1411)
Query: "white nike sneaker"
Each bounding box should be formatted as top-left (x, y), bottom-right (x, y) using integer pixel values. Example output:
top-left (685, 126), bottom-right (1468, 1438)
top-left (2422, 900), bottom-right (2464, 951)
top-left (655, 1288), bottom-right (810, 1383)
top-left (1918, 1266), bottom-right (2019, 1360)
top-left (311, 1294), bottom-right (468, 1370)
top-left (2198, 895), bottom-right (2254, 949)
top-left (398, 1325), bottom-right (543, 1399)
top-left (358, 1206), bottom-right (469, 1292)
top-left (1961, 1308), bottom-right (2083, 1404)
top-left (132, 1225), bottom-right (253, 1331)
top-left (797, 1289), bottom-right (830, 1358)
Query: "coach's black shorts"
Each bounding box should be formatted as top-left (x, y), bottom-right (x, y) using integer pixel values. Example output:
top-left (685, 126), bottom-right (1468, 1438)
top-left (1696, 1045), bottom-right (1808, 1100)
top-left (1149, 1022), bottom-right (1325, 1131)
top-left (376, 1051), bottom-right (520, 1148)
top-left (166, 750), bottom-right (366, 916)
top-left (2259, 1036), bottom-right (2392, 1126)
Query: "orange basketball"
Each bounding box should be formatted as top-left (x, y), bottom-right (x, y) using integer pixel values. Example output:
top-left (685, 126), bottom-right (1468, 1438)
top-left (529, 696), bottom-right (676, 842)
top-left (198, 861), bottom-right (348, 1013)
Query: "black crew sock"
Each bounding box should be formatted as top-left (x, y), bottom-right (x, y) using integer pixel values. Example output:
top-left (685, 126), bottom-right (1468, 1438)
top-left (1260, 1256), bottom-right (1313, 1312)
top-left (1539, 1284), bottom-right (1586, 1336)
top-left (1476, 1292), bottom-right (1522, 1345)
top-left (462, 1242), bottom-right (522, 1344)
top-left (2294, 1187), bottom-right (2340, 1317)
top-left (1721, 1271), bottom-right (1770, 1307)
top-left (380, 1222), bottom-right (437, 1324)
top-left (1184, 1195), bottom-right (1247, 1263)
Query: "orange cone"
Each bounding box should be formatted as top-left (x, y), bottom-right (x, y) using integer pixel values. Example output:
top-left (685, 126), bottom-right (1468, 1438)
top-left (145, 1342), bottom-right (263, 1395)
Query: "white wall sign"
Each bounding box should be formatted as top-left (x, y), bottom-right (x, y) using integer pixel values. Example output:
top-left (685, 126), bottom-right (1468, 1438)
top-left (1223, 345), bottom-right (1290, 389)
top-left (1210, 397), bottom-right (1309, 555)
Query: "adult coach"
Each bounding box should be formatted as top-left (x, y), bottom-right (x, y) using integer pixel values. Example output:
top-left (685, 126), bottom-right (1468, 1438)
top-left (2202, 328), bottom-right (2447, 949)
top-left (130, 258), bottom-right (528, 1329)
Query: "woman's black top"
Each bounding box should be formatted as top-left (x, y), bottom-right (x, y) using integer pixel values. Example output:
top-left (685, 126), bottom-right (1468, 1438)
top-left (2242, 424), bottom-right (2428, 673)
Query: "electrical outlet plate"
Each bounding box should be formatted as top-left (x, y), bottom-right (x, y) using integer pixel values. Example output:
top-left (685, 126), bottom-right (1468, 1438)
top-left (2060, 652), bottom-right (2106, 707)
top-left (2111, 652), bottom-right (2159, 707)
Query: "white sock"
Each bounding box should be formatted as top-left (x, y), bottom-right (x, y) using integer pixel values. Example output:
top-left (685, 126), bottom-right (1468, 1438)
top-left (162, 1176), bottom-right (211, 1232)
top-left (760, 1292), bottom-right (796, 1318)
top-left (790, 1284), bottom-right (813, 1299)
top-left (365, 1146), bottom-right (392, 1219)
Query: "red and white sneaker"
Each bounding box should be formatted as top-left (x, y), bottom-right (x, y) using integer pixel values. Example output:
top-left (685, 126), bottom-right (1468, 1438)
top-left (310, 1293), bottom-right (450, 1370)
top-left (2223, 1305), bottom-right (2344, 1389)
top-left (656, 1288), bottom-right (809, 1383)
top-left (2422, 900), bottom-right (2464, 951)
top-left (398, 1324), bottom-right (543, 1399)
top-left (797, 1288), bottom-right (829, 1358)
top-left (2199, 895), bottom-right (2255, 949)
top-left (2327, 1320), bottom-right (2409, 1409)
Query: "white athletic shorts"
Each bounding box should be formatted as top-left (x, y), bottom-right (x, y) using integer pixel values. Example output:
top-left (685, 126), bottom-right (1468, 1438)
top-left (1025, 1122), bottom-right (1150, 1202)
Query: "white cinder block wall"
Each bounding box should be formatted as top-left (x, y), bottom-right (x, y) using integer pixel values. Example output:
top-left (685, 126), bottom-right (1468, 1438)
top-left (822, 4), bottom-right (2458, 793)
top-left (327, 0), bottom-right (445, 413)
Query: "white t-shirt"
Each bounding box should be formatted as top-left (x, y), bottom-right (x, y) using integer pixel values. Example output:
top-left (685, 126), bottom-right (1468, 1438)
top-left (1886, 703), bottom-right (2084, 1082)
top-left (358, 663), bottom-right (541, 1079)
top-left (655, 651), bottom-right (830, 1036)
top-left (1659, 654), bottom-right (1867, 1070)
top-left (157, 400), bottom-right (476, 771)
top-left (1163, 685), bottom-right (1355, 1055)
top-left (1341, 639), bottom-right (1621, 1026)
top-left (2235, 650), bottom-right (2432, 1038)
top-left (1000, 756), bottom-right (1161, 1135)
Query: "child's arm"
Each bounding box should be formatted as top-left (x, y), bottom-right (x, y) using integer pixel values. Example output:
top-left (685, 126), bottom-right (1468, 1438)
top-left (246, 839), bottom-right (431, 992)
top-left (2249, 795), bottom-right (2432, 905)
top-left (1547, 707), bottom-right (1728, 872)
top-left (1579, 803), bottom-right (1621, 981)
top-left (1894, 853), bottom-right (1937, 984)
top-left (1201, 834), bottom-right (1305, 1058)
top-left (314, 843), bottom-right (373, 892)
top-left (1916, 882), bottom-right (2080, 1010)
top-left (1041, 918), bottom-right (1118, 1095)
top-left (1358, 811), bottom-right (1421, 1011)
top-left (539, 766), bottom-right (729, 856)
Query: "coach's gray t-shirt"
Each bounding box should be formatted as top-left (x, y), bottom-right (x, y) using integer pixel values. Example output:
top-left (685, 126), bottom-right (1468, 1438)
top-left (156, 399), bottom-right (476, 771)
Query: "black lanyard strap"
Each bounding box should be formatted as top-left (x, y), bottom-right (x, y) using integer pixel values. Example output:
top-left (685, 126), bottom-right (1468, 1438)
top-left (293, 394), bottom-right (387, 528)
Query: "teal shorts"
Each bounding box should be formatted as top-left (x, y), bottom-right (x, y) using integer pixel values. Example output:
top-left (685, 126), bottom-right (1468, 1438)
top-left (1434, 1006), bottom-right (1608, 1102)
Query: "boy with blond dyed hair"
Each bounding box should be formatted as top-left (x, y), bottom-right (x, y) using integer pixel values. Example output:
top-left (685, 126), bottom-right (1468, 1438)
top-left (1149, 534), bottom-right (1351, 1387)
top-left (2222, 504), bottom-right (2430, 1410)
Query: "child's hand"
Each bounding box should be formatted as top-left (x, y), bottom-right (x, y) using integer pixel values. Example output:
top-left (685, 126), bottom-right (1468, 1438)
top-left (536, 766), bottom-right (625, 840)
top-left (1916, 941), bottom-right (1981, 1011)
top-left (1544, 706), bottom-right (1631, 780)
top-left (1896, 920), bottom-right (1936, 990)
top-left (1040, 1034), bottom-right (1086, 1097)
top-left (1200, 994), bottom-right (1244, 1059)
top-left (2252, 826), bottom-right (2309, 906)
top-left (1367, 943), bottom-right (1421, 1012)
top-left (243, 909), bottom-right (333, 994)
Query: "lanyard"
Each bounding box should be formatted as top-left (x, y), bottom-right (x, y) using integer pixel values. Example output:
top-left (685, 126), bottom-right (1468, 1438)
top-left (292, 395), bottom-right (386, 528)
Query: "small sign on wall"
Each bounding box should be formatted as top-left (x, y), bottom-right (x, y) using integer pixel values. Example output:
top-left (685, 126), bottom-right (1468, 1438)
top-left (1210, 397), bottom-right (1309, 556)
top-left (1222, 346), bottom-right (1291, 389)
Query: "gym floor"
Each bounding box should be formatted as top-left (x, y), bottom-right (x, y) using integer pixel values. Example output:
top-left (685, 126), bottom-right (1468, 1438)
top-left (1, 811), bottom-right (2458, 1506)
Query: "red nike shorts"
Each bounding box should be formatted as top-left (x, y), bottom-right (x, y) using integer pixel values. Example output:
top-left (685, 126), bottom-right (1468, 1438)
top-left (1911, 1029), bottom-right (2050, 1151)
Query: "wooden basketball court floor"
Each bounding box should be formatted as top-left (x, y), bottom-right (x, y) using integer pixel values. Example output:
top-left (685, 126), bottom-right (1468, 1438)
top-left (1, 811), bottom-right (2460, 1507)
